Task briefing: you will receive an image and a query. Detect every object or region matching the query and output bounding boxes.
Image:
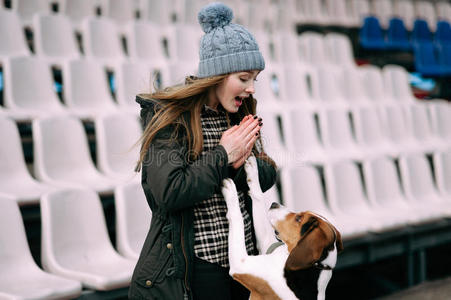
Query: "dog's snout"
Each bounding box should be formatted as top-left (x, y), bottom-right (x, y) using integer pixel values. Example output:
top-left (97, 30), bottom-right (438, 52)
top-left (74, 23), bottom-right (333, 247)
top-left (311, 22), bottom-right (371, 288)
top-left (270, 202), bottom-right (280, 210)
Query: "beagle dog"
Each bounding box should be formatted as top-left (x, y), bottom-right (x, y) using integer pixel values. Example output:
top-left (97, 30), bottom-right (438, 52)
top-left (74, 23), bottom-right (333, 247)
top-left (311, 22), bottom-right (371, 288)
top-left (222, 156), bottom-right (343, 300)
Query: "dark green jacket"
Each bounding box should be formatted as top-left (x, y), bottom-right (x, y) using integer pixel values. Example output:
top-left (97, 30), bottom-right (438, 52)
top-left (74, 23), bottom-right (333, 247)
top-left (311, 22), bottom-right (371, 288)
top-left (128, 96), bottom-right (277, 300)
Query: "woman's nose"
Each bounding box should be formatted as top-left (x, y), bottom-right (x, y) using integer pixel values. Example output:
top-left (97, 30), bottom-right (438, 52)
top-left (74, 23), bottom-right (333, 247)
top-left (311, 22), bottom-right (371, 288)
top-left (245, 82), bottom-right (255, 94)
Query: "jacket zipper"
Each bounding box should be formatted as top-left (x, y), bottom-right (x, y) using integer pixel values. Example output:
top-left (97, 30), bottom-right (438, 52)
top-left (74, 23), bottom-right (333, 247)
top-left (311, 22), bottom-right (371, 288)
top-left (181, 214), bottom-right (190, 299)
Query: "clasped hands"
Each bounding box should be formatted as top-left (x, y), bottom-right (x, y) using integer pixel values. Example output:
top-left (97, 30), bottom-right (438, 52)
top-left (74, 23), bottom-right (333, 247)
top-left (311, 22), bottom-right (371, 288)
top-left (219, 114), bottom-right (263, 169)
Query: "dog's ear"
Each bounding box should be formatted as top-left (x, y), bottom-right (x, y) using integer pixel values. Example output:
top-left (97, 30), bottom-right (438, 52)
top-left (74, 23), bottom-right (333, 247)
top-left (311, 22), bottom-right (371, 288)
top-left (332, 224), bottom-right (344, 253)
top-left (285, 216), bottom-right (328, 271)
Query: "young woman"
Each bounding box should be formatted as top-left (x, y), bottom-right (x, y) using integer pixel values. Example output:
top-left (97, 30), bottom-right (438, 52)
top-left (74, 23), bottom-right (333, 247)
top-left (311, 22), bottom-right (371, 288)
top-left (128, 3), bottom-right (277, 300)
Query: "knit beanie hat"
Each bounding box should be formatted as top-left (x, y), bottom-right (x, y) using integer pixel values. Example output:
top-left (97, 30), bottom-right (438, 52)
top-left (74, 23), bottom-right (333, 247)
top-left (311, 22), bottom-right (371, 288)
top-left (197, 2), bottom-right (265, 78)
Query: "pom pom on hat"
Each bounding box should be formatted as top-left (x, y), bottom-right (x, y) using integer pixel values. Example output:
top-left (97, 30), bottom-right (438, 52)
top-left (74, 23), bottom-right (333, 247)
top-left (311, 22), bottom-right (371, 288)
top-left (198, 2), bottom-right (233, 33)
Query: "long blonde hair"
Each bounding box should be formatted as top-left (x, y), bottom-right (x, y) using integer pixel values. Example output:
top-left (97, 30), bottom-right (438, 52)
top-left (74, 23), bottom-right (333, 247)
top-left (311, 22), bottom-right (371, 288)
top-left (136, 75), bottom-right (275, 171)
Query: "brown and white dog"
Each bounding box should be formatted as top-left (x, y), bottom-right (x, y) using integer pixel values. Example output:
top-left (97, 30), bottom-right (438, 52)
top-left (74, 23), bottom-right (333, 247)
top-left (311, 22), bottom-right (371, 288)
top-left (222, 156), bottom-right (343, 300)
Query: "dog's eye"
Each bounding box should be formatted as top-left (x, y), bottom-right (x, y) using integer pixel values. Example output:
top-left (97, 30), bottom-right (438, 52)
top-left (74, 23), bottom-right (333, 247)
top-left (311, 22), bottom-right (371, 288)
top-left (295, 215), bottom-right (302, 223)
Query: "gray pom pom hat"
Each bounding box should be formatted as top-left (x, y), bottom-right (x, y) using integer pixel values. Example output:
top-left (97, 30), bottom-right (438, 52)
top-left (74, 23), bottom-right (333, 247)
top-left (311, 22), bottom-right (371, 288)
top-left (197, 2), bottom-right (265, 78)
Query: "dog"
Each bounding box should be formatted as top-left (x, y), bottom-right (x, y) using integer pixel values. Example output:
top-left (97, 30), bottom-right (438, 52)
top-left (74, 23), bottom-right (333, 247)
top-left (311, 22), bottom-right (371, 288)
top-left (222, 156), bottom-right (343, 300)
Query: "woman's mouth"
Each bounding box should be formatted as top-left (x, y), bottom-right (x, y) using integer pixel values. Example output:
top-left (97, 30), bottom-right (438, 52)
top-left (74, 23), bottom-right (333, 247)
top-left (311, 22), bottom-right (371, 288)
top-left (235, 96), bottom-right (244, 107)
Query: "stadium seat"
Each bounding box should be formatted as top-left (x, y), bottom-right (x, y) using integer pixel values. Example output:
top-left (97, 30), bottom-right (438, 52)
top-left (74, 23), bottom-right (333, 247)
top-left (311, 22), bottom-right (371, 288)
top-left (141, 0), bottom-right (177, 25)
top-left (438, 43), bottom-right (451, 75)
top-left (11, 0), bottom-right (50, 26)
top-left (339, 66), bottom-right (374, 106)
top-left (362, 156), bottom-right (441, 224)
top-left (319, 108), bottom-right (364, 161)
top-left (115, 182), bottom-right (151, 260)
top-left (0, 116), bottom-right (56, 205)
top-left (348, 0), bottom-right (371, 27)
top-left (280, 165), bottom-right (368, 239)
top-left (254, 65), bottom-right (282, 105)
top-left (32, 116), bottom-right (116, 194)
top-left (33, 14), bottom-right (80, 64)
top-left (106, 0), bottom-right (135, 25)
top-left (415, 1), bottom-right (438, 32)
top-left (298, 32), bottom-right (330, 66)
top-left (299, 0), bottom-right (329, 25)
top-left (372, 0), bottom-right (394, 29)
top-left (94, 113), bottom-right (142, 182)
top-left (40, 189), bottom-right (136, 291)
top-left (127, 21), bottom-right (169, 65)
top-left (433, 150), bottom-right (451, 199)
top-left (382, 64), bottom-right (417, 103)
top-left (324, 160), bottom-right (408, 232)
top-left (324, 0), bottom-right (355, 28)
top-left (168, 24), bottom-right (202, 63)
top-left (3, 56), bottom-right (67, 119)
top-left (436, 1), bottom-right (451, 24)
top-left (360, 16), bottom-right (387, 50)
top-left (282, 65), bottom-right (319, 109)
top-left (429, 99), bottom-right (451, 142)
top-left (399, 153), bottom-right (451, 218)
top-left (0, 198), bottom-right (82, 299)
top-left (360, 65), bottom-right (395, 104)
top-left (315, 66), bottom-right (349, 108)
top-left (435, 20), bottom-right (451, 46)
top-left (413, 42), bottom-right (446, 76)
top-left (0, 9), bottom-right (30, 57)
top-left (393, 0), bottom-right (415, 30)
top-left (83, 18), bottom-right (126, 66)
top-left (64, 0), bottom-right (98, 29)
top-left (324, 33), bottom-right (357, 67)
top-left (114, 61), bottom-right (156, 114)
top-left (386, 17), bottom-right (411, 51)
top-left (275, 32), bottom-right (302, 66)
top-left (62, 59), bottom-right (118, 119)
top-left (411, 19), bottom-right (433, 45)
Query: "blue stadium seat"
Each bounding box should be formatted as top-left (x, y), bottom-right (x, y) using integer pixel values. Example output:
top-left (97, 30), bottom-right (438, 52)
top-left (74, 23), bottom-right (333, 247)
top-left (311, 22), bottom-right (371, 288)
top-left (386, 17), bottom-right (411, 50)
top-left (437, 43), bottom-right (451, 75)
top-left (412, 19), bottom-right (433, 45)
top-left (360, 16), bottom-right (387, 50)
top-left (413, 42), bottom-right (446, 76)
top-left (435, 20), bottom-right (451, 46)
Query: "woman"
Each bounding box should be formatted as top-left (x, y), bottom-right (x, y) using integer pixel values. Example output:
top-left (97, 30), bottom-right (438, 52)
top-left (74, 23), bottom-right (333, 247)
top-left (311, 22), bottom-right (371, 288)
top-left (128, 3), bottom-right (277, 300)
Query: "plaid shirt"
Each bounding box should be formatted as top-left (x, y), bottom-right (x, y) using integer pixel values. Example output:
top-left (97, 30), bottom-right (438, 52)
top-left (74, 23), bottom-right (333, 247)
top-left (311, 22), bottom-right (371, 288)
top-left (193, 105), bottom-right (255, 267)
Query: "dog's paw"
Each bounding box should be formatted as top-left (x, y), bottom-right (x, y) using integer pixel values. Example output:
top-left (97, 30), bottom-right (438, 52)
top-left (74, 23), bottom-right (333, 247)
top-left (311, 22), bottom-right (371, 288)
top-left (245, 156), bottom-right (263, 198)
top-left (222, 178), bottom-right (237, 203)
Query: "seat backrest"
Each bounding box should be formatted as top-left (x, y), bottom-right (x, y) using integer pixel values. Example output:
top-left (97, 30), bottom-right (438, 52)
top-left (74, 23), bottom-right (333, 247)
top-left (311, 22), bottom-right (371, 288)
top-left (412, 19), bottom-right (432, 44)
top-left (324, 33), bottom-right (356, 67)
top-left (434, 151), bottom-right (451, 196)
top-left (106, 0), bottom-right (135, 23)
top-left (115, 61), bottom-right (153, 108)
top-left (339, 66), bottom-right (370, 104)
top-left (256, 110), bottom-right (286, 158)
top-left (168, 24), bottom-right (202, 62)
top-left (0, 9), bottom-right (30, 56)
top-left (361, 16), bottom-right (384, 40)
top-left (12, 0), bottom-right (49, 24)
top-left (83, 18), bottom-right (124, 60)
top-left (286, 109), bottom-right (323, 156)
top-left (0, 116), bottom-right (33, 180)
top-left (436, 2), bottom-right (451, 24)
top-left (299, 32), bottom-right (329, 66)
top-left (32, 116), bottom-right (97, 179)
top-left (382, 64), bottom-right (415, 102)
top-left (353, 106), bottom-right (386, 146)
top-left (64, 0), bottom-right (97, 23)
top-left (0, 198), bottom-right (37, 271)
top-left (438, 43), bottom-right (451, 67)
top-left (3, 56), bottom-right (63, 111)
top-left (64, 59), bottom-right (117, 109)
top-left (415, 1), bottom-right (437, 31)
top-left (41, 189), bottom-right (115, 263)
top-left (320, 108), bottom-right (355, 149)
top-left (383, 104), bottom-right (412, 143)
top-left (435, 21), bottom-right (451, 45)
top-left (414, 42), bottom-right (439, 67)
top-left (372, 0), bottom-right (393, 28)
top-left (399, 153), bottom-right (437, 199)
top-left (388, 17), bottom-right (409, 41)
top-left (282, 65), bottom-right (317, 104)
top-left (393, 0), bottom-right (415, 30)
top-left (360, 65), bottom-right (390, 102)
top-left (315, 66), bottom-right (346, 105)
top-left (430, 101), bottom-right (451, 139)
top-left (95, 113), bottom-right (142, 176)
top-left (34, 14), bottom-right (80, 60)
top-left (406, 103), bottom-right (434, 141)
top-left (128, 21), bottom-right (168, 63)
top-left (115, 182), bottom-right (151, 258)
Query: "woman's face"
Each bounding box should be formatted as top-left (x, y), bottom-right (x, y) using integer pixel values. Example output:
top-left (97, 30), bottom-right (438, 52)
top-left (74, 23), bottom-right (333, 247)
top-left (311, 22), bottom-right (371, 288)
top-left (209, 70), bottom-right (260, 113)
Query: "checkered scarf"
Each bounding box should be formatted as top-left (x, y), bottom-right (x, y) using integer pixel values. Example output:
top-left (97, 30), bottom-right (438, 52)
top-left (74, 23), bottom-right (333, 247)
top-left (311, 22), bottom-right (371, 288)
top-left (193, 105), bottom-right (255, 267)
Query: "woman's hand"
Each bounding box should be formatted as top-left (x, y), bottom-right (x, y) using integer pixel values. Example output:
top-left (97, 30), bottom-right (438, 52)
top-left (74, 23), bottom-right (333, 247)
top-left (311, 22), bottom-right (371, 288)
top-left (220, 114), bottom-right (262, 169)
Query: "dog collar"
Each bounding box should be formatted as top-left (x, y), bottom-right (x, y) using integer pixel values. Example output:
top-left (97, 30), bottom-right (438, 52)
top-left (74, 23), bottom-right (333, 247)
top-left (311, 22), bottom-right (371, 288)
top-left (313, 262), bottom-right (333, 270)
top-left (266, 241), bottom-right (284, 254)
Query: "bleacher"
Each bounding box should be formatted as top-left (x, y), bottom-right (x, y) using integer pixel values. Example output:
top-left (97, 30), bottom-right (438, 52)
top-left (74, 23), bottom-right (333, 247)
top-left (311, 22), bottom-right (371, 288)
top-left (1, 0), bottom-right (451, 299)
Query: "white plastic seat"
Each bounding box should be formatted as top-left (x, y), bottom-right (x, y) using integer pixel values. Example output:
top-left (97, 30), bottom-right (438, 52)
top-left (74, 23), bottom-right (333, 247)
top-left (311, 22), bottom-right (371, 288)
top-left (393, 0), bottom-right (415, 30)
top-left (315, 65), bottom-right (349, 108)
top-left (33, 14), bottom-right (80, 64)
top-left (11, 0), bottom-right (50, 26)
top-left (141, 0), bottom-right (178, 25)
top-left (168, 23), bottom-right (202, 63)
top-left (282, 65), bottom-right (319, 109)
top-left (280, 165), bottom-right (367, 239)
top-left (352, 106), bottom-right (398, 157)
top-left (324, 160), bottom-right (409, 233)
top-left (415, 1), bottom-right (437, 32)
top-left (319, 108), bottom-right (364, 160)
top-left (0, 198), bottom-right (82, 299)
top-left (433, 150), bottom-right (451, 199)
top-left (298, 32), bottom-right (330, 66)
top-left (127, 21), bottom-right (169, 65)
top-left (3, 56), bottom-right (67, 120)
top-left (94, 113), bottom-right (142, 182)
top-left (275, 32), bottom-right (302, 66)
top-left (436, 2), bottom-right (451, 24)
top-left (428, 100), bottom-right (451, 144)
top-left (399, 153), bottom-right (451, 217)
top-left (0, 9), bottom-right (30, 57)
top-left (33, 116), bottom-right (116, 194)
top-left (254, 65), bottom-right (283, 107)
top-left (41, 189), bottom-right (136, 291)
top-left (372, 0), bottom-right (393, 29)
top-left (106, 0), bottom-right (135, 25)
top-left (83, 17), bottom-right (125, 66)
top-left (324, 0), bottom-right (355, 27)
top-left (339, 66), bottom-right (373, 107)
top-left (360, 65), bottom-right (395, 105)
top-left (324, 33), bottom-right (356, 67)
top-left (363, 156), bottom-right (441, 224)
top-left (382, 65), bottom-right (417, 104)
top-left (64, 0), bottom-right (98, 29)
top-left (299, 0), bottom-right (329, 25)
top-left (114, 61), bottom-right (165, 114)
top-left (115, 182), bottom-right (151, 260)
top-left (0, 116), bottom-right (56, 205)
top-left (348, 0), bottom-right (371, 27)
top-left (63, 59), bottom-right (118, 119)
